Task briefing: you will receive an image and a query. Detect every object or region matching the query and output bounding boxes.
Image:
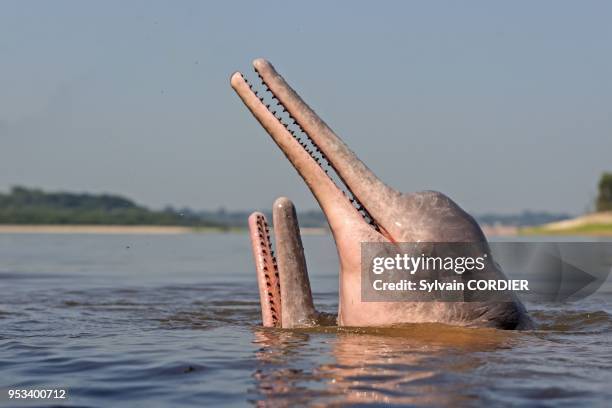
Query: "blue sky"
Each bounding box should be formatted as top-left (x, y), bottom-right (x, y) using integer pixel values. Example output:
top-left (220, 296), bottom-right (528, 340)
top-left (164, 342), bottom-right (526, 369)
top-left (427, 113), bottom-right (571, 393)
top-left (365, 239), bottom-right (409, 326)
top-left (1, 1), bottom-right (610, 214)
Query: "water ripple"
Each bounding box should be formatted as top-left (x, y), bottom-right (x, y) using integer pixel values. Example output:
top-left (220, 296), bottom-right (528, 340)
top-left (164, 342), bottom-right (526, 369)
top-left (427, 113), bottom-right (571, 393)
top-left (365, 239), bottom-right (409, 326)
top-left (1, 234), bottom-right (610, 406)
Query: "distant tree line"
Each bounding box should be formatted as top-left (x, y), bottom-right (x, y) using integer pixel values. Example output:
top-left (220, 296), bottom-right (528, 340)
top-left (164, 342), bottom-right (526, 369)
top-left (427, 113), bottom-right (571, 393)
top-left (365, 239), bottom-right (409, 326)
top-left (596, 172), bottom-right (612, 212)
top-left (0, 186), bottom-right (221, 227)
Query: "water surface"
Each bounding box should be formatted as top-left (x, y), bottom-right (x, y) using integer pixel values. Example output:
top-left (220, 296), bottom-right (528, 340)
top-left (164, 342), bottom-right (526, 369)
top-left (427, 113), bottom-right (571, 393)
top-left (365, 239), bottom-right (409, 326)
top-left (0, 233), bottom-right (610, 407)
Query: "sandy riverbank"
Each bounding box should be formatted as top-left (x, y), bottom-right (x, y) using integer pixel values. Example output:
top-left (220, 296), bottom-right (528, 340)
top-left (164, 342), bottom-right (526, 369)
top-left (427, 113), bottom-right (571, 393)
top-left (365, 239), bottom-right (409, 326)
top-left (521, 211), bottom-right (612, 236)
top-left (481, 224), bottom-right (519, 236)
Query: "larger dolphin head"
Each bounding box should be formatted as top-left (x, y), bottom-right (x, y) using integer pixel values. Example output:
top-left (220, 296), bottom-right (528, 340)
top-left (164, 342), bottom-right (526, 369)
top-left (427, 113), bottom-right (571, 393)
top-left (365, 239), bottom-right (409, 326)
top-left (231, 59), bottom-right (530, 329)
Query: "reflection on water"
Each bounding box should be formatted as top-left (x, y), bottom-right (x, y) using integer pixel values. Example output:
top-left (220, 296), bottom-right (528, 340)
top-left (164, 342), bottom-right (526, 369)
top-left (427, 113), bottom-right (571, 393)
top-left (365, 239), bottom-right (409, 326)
top-left (251, 325), bottom-right (515, 406)
top-left (0, 233), bottom-right (611, 406)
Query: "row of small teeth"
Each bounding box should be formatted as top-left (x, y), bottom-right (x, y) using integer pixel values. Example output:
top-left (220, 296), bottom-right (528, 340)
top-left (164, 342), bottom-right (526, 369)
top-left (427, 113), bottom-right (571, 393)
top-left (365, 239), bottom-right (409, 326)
top-left (255, 214), bottom-right (280, 325)
top-left (244, 71), bottom-right (379, 231)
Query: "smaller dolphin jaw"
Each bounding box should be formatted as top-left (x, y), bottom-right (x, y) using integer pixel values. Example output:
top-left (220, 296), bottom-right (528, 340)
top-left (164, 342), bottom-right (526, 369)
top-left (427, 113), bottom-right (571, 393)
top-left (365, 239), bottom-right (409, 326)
top-left (248, 202), bottom-right (319, 329)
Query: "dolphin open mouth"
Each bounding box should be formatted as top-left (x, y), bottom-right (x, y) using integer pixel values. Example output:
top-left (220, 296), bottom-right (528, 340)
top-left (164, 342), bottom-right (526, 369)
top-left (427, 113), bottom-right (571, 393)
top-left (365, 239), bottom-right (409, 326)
top-left (231, 59), bottom-right (394, 238)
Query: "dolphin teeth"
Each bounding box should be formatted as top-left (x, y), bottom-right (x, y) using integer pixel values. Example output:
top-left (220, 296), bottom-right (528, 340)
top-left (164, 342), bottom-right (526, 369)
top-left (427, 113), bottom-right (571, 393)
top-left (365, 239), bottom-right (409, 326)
top-left (246, 63), bottom-right (380, 232)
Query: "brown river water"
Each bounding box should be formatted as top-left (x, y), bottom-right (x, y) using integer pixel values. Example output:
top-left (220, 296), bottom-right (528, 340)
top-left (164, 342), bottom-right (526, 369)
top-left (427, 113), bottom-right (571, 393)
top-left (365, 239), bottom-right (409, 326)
top-left (0, 233), bottom-right (610, 407)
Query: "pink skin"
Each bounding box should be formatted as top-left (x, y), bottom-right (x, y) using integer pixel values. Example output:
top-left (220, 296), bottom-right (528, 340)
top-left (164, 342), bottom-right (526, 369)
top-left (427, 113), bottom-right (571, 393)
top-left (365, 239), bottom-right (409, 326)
top-left (232, 59), bottom-right (531, 329)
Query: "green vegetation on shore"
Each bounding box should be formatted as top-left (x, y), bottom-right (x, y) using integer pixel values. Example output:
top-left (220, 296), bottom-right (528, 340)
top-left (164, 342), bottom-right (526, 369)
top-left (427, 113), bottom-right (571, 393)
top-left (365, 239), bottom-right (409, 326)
top-left (0, 186), bottom-right (223, 227)
top-left (596, 172), bottom-right (612, 212)
top-left (521, 223), bottom-right (612, 236)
